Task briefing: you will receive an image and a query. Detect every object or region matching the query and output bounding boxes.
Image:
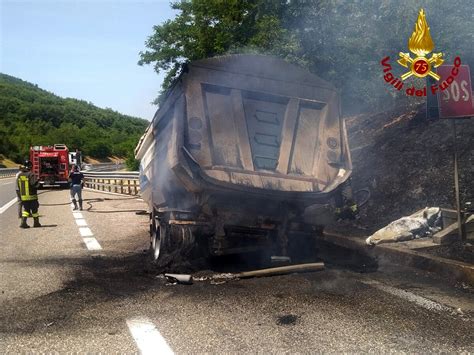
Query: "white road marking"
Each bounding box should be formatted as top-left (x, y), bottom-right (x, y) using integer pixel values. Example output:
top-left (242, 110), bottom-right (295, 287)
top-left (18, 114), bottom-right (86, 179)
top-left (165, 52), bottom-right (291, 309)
top-left (0, 197), bottom-right (18, 214)
top-left (362, 280), bottom-right (454, 314)
top-left (72, 212), bottom-right (84, 219)
top-left (82, 237), bottom-right (102, 251)
top-left (75, 219), bottom-right (88, 226)
top-left (71, 209), bottom-right (102, 251)
top-left (79, 227), bottom-right (94, 237)
top-left (127, 317), bottom-right (174, 355)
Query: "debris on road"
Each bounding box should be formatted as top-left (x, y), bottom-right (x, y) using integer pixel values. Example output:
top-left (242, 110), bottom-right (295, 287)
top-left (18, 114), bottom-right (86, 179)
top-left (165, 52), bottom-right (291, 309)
top-left (192, 275), bottom-right (209, 282)
top-left (210, 273), bottom-right (235, 280)
top-left (208, 273), bottom-right (237, 285)
top-left (366, 207), bottom-right (442, 245)
top-left (190, 263), bottom-right (326, 285)
top-left (235, 262), bottom-right (325, 279)
top-left (164, 273), bottom-right (193, 285)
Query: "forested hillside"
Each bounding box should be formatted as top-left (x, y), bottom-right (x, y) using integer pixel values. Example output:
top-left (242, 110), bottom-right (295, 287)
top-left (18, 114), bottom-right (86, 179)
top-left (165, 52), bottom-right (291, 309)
top-left (0, 73), bottom-right (148, 163)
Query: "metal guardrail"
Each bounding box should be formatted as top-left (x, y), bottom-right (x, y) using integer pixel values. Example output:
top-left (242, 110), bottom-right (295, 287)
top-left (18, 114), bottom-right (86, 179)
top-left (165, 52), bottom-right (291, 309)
top-left (83, 171), bottom-right (140, 196)
top-left (0, 164), bottom-right (126, 179)
top-left (85, 163), bottom-right (126, 172)
top-left (0, 168), bottom-right (18, 178)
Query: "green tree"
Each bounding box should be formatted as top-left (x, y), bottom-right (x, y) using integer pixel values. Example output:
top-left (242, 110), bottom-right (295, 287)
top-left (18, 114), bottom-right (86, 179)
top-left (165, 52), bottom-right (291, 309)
top-left (138, 0), bottom-right (302, 103)
top-left (126, 152), bottom-right (140, 171)
top-left (139, 0), bottom-right (473, 113)
top-left (87, 142), bottom-right (112, 159)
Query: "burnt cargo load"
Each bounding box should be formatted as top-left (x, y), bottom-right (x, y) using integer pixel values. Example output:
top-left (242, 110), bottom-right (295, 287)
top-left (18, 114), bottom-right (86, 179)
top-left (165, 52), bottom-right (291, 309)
top-left (135, 55), bottom-right (352, 261)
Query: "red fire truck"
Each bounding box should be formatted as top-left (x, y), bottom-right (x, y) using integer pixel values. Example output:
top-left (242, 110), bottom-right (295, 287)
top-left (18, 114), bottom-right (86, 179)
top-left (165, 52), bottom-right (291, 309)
top-left (30, 145), bottom-right (81, 186)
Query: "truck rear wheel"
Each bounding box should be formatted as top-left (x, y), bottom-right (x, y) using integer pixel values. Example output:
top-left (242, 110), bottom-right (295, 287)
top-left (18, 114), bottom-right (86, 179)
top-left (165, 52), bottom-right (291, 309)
top-left (150, 214), bottom-right (169, 263)
top-left (149, 211), bottom-right (198, 267)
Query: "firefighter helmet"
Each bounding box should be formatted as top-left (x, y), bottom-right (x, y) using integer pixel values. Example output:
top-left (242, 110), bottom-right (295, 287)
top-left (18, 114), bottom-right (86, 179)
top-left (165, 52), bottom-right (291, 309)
top-left (23, 160), bottom-right (32, 169)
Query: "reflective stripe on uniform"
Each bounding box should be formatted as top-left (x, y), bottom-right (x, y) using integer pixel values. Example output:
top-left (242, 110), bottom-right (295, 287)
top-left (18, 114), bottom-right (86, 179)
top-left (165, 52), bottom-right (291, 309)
top-left (31, 212), bottom-right (39, 218)
top-left (22, 211), bottom-right (31, 217)
top-left (18, 175), bottom-right (37, 201)
top-left (350, 204), bottom-right (358, 212)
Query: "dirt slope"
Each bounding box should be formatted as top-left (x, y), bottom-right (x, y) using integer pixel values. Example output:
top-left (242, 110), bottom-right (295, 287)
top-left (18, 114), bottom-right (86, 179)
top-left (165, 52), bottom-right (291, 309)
top-left (346, 105), bottom-right (474, 231)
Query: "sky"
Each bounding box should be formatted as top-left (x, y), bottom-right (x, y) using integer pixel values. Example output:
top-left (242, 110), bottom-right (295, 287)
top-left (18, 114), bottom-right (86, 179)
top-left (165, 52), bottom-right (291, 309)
top-left (0, 0), bottom-right (177, 120)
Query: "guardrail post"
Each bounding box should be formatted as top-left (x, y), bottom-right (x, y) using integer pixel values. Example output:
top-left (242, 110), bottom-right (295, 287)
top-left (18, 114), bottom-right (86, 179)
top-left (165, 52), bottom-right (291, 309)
top-left (120, 180), bottom-right (124, 194)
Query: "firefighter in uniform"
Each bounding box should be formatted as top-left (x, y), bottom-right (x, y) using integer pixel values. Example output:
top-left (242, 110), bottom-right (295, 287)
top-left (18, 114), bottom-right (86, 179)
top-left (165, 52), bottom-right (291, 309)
top-left (16, 160), bottom-right (41, 228)
top-left (334, 178), bottom-right (359, 220)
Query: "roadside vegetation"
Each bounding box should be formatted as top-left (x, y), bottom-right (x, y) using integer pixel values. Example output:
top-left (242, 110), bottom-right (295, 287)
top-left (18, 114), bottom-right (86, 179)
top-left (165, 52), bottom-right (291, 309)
top-left (0, 73), bottom-right (148, 165)
top-left (139, 0), bottom-right (473, 113)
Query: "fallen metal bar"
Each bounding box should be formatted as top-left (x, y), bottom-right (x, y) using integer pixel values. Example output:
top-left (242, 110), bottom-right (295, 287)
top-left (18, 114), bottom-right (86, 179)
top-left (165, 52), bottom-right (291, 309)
top-left (235, 262), bottom-right (325, 279)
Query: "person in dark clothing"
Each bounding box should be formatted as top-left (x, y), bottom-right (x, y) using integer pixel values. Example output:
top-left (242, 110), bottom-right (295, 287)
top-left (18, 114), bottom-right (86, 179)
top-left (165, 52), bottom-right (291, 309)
top-left (16, 160), bottom-right (41, 228)
top-left (69, 165), bottom-right (85, 210)
top-left (334, 178), bottom-right (359, 221)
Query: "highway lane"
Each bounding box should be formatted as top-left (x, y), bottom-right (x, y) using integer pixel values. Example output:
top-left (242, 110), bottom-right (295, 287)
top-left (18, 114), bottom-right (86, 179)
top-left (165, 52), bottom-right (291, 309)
top-left (0, 189), bottom-right (472, 352)
top-left (0, 177), bottom-right (17, 211)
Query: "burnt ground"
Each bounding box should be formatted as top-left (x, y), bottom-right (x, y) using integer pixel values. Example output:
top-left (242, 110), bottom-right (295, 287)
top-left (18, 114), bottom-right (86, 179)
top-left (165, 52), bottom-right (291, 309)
top-left (346, 105), bottom-right (474, 232)
top-left (1, 180), bottom-right (473, 353)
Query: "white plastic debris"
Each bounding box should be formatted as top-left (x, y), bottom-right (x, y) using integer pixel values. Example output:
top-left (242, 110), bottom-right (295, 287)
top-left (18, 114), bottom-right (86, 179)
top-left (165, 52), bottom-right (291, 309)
top-left (164, 273), bottom-right (193, 285)
top-left (366, 207), bottom-right (442, 245)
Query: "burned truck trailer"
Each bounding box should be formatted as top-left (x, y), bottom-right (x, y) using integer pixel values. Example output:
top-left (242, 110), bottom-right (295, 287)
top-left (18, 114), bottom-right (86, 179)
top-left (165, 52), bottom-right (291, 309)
top-left (135, 55), bottom-right (352, 262)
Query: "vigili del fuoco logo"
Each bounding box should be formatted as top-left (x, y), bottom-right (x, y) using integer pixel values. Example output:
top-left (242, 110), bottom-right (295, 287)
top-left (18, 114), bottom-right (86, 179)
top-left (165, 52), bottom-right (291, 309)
top-left (381, 8), bottom-right (462, 97)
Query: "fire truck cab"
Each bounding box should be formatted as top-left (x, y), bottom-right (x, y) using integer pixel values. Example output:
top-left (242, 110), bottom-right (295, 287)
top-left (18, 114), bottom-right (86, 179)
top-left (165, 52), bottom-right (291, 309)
top-left (30, 144), bottom-right (72, 187)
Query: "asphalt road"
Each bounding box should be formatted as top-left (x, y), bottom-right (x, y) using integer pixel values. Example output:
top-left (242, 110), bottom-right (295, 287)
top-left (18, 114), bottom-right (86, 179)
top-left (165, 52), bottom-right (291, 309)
top-left (0, 187), bottom-right (472, 353)
top-left (0, 177), bottom-right (17, 208)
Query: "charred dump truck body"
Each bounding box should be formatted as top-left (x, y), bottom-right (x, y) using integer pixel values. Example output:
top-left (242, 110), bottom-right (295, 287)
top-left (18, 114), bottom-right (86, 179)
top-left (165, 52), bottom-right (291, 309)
top-left (135, 55), bottom-right (352, 261)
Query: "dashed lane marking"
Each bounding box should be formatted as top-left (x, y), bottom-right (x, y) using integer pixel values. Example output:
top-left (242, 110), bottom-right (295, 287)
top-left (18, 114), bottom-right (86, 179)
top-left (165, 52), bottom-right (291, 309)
top-left (79, 227), bottom-right (94, 237)
top-left (72, 212), bottom-right (83, 219)
top-left (127, 317), bottom-right (174, 355)
top-left (0, 198), bottom-right (18, 214)
top-left (75, 219), bottom-right (88, 226)
top-left (78, 224), bottom-right (102, 250)
top-left (70, 205), bottom-right (103, 251)
top-left (83, 237), bottom-right (102, 251)
top-left (361, 280), bottom-right (455, 314)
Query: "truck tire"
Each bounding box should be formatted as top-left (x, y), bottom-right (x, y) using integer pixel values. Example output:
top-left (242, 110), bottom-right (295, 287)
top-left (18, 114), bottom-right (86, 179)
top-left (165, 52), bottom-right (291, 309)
top-left (150, 214), bottom-right (169, 263)
top-left (149, 211), bottom-right (198, 268)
